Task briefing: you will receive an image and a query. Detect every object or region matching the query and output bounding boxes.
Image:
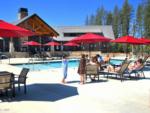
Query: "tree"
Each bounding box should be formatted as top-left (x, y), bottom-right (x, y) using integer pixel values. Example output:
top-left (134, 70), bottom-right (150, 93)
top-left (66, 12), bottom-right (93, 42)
top-left (106, 12), bottom-right (113, 25)
top-left (89, 14), bottom-right (95, 25)
top-left (85, 15), bottom-right (89, 25)
top-left (112, 6), bottom-right (120, 38)
top-left (95, 6), bottom-right (107, 25)
top-left (121, 0), bottom-right (132, 36)
top-left (144, 0), bottom-right (150, 37)
top-left (136, 4), bottom-right (144, 37)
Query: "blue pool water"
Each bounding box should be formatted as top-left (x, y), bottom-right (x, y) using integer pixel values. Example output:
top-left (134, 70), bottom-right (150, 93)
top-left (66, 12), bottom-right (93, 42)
top-left (109, 59), bottom-right (124, 65)
top-left (14, 60), bottom-right (79, 71)
top-left (13, 59), bottom-right (124, 71)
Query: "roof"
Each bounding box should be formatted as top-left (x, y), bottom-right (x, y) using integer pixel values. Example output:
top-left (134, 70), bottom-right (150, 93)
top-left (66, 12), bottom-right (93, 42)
top-left (54, 25), bottom-right (114, 41)
top-left (12, 13), bottom-right (59, 36)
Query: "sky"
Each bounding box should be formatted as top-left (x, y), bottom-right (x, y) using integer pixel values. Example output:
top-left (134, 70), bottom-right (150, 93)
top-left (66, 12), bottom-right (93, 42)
top-left (0, 0), bottom-right (142, 26)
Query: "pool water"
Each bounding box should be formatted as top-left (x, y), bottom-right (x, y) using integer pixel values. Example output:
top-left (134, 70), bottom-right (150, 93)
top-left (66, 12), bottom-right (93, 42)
top-left (14, 60), bottom-right (79, 71)
top-left (109, 59), bottom-right (124, 65)
top-left (14, 59), bottom-right (124, 71)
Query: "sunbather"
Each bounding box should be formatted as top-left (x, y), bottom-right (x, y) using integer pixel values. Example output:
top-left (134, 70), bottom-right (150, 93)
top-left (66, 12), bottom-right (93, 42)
top-left (106, 65), bottom-right (121, 72)
top-left (105, 58), bottom-right (128, 73)
top-left (128, 58), bottom-right (143, 71)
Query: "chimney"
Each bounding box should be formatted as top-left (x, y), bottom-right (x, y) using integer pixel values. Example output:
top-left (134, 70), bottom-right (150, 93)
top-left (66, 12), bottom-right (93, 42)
top-left (18, 8), bottom-right (28, 20)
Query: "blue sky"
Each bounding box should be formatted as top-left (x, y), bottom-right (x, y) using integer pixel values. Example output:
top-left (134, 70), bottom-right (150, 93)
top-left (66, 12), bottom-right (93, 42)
top-left (0, 0), bottom-right (142, 26)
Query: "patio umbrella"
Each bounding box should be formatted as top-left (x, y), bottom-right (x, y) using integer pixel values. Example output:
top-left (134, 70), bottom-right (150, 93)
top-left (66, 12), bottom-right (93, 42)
top-left (70, 33), bottom-right (111, 44)
top-left (44, 41), bottom-right (60, 46)
top-left (70, 33), bottom-right (111, 56)
top-left (44, 41), bottom-right (60, 55)
top-left (0, 20), bottom-right (35, 55)
top-left (111, 36), bottom-right (144, 44)
top-left (23, 41), bottom-right (41, 58)
top-left (63, 42), bottom-right (79, 46)
top-left (139, 37), bottom-right (150, 44)
top-left (63, 42), bottom-right (79, 54)
top-left (138, 37), bottom-right (150, 56)
top-left (111, 36), bottom-right (145, 57)
top-left (23, 41), bottom-right (41, 46)
top-left (0, 20), bottom-right (35, 37)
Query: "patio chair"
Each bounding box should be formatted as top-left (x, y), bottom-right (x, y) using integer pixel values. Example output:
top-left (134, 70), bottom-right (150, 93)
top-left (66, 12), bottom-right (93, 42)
top-left (14, 68), bottom-right (29, 94)
top-left (100, 61), bottom-right (131, 81)
top-left (128, 58), bottom-right (146, 79)
top-left (128, 65), bottom-right (145, 79)
top-left (0, 74), bottom-right (14, 97)
top-left (85, 64), bottom-right (99, 82)
top-left (143, 55), bottom-right (150, 66)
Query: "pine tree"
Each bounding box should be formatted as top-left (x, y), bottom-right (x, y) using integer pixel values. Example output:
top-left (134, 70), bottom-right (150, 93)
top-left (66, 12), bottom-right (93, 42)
top-left (106, 12), bottom-right (113, 25)
top-left (95, 6), bottom-right (106, 25)
top-left (121, 0), bottom-right (132, 36)
top-left (136, 4), bottom-right (144, 37)
top-left (112, 6), bottom-right (120, 38)
top-left (89, 14), bottom-right (95, 25)
top-left (85, 15), bottom-right (89, 25)
top-left (144, 0), bottom-right (150, 37)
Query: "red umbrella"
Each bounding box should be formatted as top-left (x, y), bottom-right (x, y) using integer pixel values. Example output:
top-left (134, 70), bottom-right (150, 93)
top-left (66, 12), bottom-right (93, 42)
top-left (63, 42), bottom-right (79, 46)
top-left (111, 36), bottom-right (145, 57)
top-left (0, 20), bottom-right (35, 54)
top-left (44, 41), bottom-right (60, 46)
top-left (23, 41), bottom-right (41, 46)
top-left (139, 37), bottom-right (150, 44)
top-left (70, 33), bottom-right (111, 43)
top-left (69, 33), bottom-right (111, 57)
top-left (111, 36), bottom-right (144, 44)
top-left (0, 20), bottom-right (35, 37)
top-left (138, 37), bottom-right (150, 56)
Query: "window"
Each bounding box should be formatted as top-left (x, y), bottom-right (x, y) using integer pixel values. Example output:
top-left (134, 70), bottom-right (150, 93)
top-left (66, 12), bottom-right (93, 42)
top-left (63, 32), bottom-right (103, 37)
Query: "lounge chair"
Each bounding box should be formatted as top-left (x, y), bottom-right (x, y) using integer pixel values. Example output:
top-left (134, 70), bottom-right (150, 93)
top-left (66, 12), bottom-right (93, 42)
top-left (129, 56), bottom-right (150, 78)
top-left (128, 65), bottom-right (145, 79)
top-left (99, 61), bottom-right (131, 81)
top-left (143, 55), bottom-right (150, 66)
top-left (14, 68), bottom-right (29, 94)
top-left (85, 64), bottom-right (99, 82)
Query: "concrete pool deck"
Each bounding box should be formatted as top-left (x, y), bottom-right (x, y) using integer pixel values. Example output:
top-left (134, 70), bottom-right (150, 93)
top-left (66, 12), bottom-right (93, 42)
top-left (0, 58), bottom-right (150, 113)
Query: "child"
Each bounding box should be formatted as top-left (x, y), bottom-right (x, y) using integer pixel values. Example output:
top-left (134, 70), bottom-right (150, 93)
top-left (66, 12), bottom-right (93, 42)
top-left (78, 54), bottom-right (86, 84)
top-left (61, 55), bottom-right (68, 83)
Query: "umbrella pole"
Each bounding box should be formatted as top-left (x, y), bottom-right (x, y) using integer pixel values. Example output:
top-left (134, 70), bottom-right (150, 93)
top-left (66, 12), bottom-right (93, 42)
top-left (126, 44), bottom-right (128, 58)
top-left (61, 42), bottom-right (63, 55)
top-left (89, 44), bottom-right (91, 58)
top-left (39, 36), bottom-right (42, 54)
top-left (9, 37), bottom-right (14, 64)
top-left (141, 45), bottom-right (144, 58)
top-left (80, 43), bottom-right (83, 55)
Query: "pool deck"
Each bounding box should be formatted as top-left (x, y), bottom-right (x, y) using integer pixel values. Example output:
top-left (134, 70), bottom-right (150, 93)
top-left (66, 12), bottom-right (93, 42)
top-left (0, 58), bottom-right (150, 113)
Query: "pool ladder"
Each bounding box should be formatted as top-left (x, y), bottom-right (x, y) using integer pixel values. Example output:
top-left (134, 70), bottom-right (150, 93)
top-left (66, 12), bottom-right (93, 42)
top-left (28, 58), bottom-right (35, 71)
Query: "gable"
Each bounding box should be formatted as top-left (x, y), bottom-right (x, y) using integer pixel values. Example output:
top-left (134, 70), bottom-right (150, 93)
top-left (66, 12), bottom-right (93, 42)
top-left (15, 14), bottom-right (59, 37)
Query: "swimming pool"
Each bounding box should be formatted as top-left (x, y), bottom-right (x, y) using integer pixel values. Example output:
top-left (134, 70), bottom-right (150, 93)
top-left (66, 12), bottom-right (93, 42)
top-left (13, 59), bottom-right (124, 71)
top-left (14, 60), bottom-right (79, 71)
top-left (109, 59), bottom-right (124, 65)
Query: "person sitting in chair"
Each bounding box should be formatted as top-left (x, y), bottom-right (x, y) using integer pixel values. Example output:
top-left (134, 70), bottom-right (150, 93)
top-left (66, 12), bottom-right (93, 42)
top-left (104, 54), bottom-right (110, 63)
top-left (87, 56), bottom-right (100, 81)
top-left (96, 54), bottom-right (104, 64)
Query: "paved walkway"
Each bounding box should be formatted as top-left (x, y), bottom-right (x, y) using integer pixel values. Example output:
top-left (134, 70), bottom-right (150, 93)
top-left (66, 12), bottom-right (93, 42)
top-left (0, 60), bottom-right (150, 113)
